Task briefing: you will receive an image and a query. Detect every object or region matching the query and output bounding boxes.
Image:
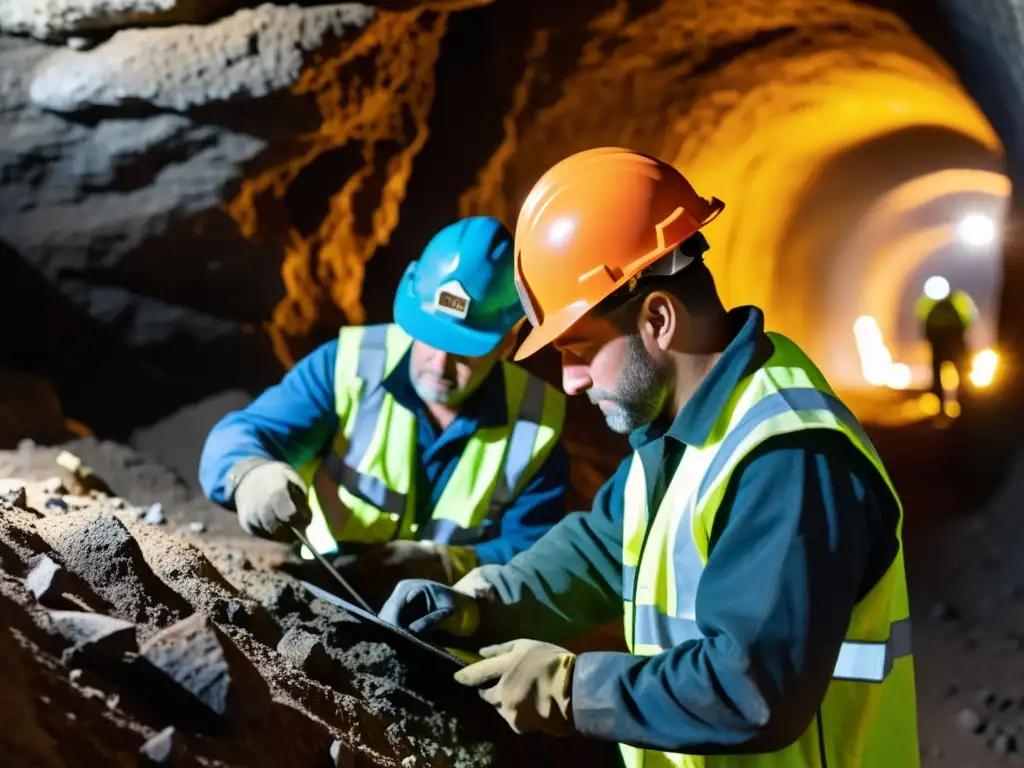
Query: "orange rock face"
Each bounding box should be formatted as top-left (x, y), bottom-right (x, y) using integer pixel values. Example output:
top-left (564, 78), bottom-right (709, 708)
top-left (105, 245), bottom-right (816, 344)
top-left (214, 0), bottom-right (1011, 499)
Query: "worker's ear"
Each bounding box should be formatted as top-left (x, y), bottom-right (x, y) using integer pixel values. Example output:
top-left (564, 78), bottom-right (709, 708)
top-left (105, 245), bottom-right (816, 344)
top-left (638, 290), bottom-right (676, 353)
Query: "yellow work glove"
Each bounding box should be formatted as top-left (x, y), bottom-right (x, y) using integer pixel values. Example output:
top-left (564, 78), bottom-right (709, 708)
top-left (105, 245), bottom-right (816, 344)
top-left (453, 639), bottom-right (575, 736)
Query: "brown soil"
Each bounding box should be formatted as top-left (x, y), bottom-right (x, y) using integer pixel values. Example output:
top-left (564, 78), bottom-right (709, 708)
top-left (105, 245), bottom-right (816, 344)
top-left (0, 442), bottom-right (620, 767)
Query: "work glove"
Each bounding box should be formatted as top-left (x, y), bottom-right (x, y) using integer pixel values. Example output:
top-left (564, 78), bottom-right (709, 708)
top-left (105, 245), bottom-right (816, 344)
top-left (454, 639), bottom-right (575, 736)
top-left (452, 564), bottom-right (504, 597)
top-left (378, 579), bottom-right (480, 636)
top-left (230, 459), bottom-right (311, 543)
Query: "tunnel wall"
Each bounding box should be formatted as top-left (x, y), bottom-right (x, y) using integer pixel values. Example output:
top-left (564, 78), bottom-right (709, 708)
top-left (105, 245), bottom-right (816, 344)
top-left (0, 0), bottom-right (1016, 441)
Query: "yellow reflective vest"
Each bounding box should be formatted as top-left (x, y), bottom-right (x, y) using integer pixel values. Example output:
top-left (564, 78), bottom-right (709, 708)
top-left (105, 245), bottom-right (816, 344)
top-left (620, 333), bottom-right (918, 768)
top-left (298, 323), bottom-right (566, 556)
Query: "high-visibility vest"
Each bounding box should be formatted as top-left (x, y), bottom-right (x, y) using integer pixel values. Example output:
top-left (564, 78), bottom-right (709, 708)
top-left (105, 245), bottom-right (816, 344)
top-left (298, 324), bottom-right (566, 555)
top-left (620, 333), bottom-right (919, 768)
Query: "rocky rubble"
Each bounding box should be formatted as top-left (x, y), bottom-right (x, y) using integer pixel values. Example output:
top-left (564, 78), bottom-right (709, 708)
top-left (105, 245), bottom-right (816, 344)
top-left (0, 450), bottom-right (618, 766)
top-left (28, 4), bottom-right (378, 113)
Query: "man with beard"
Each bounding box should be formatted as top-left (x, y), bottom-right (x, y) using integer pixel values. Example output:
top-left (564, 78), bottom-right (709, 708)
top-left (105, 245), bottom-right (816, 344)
top-left (380, 149), bottom-right (919, 766)
top-left (199, 217), bottom-right (569, 606)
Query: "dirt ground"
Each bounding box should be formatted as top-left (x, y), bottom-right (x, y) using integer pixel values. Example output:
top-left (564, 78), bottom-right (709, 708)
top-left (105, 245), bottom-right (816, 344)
top-left (1, 389), bottom-right (1023, 766)
top-left (0, 436), bottom-right (619, 767)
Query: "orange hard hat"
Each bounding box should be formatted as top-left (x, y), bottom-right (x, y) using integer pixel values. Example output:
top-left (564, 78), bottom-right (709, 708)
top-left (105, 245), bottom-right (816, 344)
top-left (512, 147), bottom-right (724, 360)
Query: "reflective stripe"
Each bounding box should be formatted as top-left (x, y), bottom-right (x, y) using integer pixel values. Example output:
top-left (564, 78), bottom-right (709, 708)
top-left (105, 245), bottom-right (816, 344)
top-left (833, 618), bottom-right (913, 683)
top-left (633, 604), bottom-right (704, 646)
top-left (322, 453), bottom-right (406, 516)
top-left (419, 375), bottom-right (550, 546)
top-left (623, 564), bottom-right (636, 598)
top-left (489, 375), bottom-right (546, 512)
top-left (344, 324), bottom-right (390, 468)
top-left (631, 608), bottom-right (912, 684)
top-left (696, 387), bottom-right (874, 504)
top-left (672, 500), bottom-right (703, 621)
top-left (418, 518), bottom-right (461, 544)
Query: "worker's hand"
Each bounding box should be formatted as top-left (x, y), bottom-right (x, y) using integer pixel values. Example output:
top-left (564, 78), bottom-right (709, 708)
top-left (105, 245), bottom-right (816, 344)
top-left (454, 639), bottom-right (575, 736)
top-left (452, 565), bottom-right (503, 597)
top-left (232, 460), bottom-right (311, 543)
top-left (360, 540), bottom-right (478, 585)
top-left (378, 579), bottom-right (480, 636)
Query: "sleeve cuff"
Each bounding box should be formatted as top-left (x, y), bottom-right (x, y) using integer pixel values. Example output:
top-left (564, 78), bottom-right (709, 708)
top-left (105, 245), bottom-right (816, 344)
top-left (223, 456), bottom-right (275, 501)
top-left (571, 651), bottom-right (638, 742)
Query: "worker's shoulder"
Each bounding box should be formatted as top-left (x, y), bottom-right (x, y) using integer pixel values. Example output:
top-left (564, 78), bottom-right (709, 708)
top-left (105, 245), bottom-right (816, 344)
top-left (740, 427), bottom-right (886, 491)
top-left (336, 322), bottom-right (397, 343)
top-left (503, 360), bottom-right (566, 403)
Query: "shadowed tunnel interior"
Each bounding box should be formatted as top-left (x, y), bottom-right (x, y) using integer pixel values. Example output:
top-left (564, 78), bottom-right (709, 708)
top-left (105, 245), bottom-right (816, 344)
top-left (0, 0), bottom-right (1015, 439)
top-left (5, 1), bottom-right (1024, 766)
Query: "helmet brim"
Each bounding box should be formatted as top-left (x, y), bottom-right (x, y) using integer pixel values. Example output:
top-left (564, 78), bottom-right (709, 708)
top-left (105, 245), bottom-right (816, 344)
top-left (512, 241), bottom-right (682, 361)
top-left (513, 300), bottom-right (592, 361)
top-left (393, 273), bottom-right (508, 358)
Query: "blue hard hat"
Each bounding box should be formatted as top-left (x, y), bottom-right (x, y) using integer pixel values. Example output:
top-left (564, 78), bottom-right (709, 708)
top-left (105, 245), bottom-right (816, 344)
top-left (393, 217), bottom-right (521, 357)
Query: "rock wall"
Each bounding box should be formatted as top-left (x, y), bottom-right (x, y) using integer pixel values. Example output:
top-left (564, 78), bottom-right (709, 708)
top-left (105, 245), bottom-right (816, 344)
top-left (0, 2), bottom-right (451, 437)
top-left (1, 0), bottom-right (1022, 446)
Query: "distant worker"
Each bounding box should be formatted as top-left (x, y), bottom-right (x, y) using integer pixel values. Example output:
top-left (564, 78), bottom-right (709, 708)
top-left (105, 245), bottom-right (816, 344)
top-left (915, 275), bottom-right (977, 407)
top-left (381, 148), bottom-right (919, 766)
top-left (199, 217), bottom-right (569, 606)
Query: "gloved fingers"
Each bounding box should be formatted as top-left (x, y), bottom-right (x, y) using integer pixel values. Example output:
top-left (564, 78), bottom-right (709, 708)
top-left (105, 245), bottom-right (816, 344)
top-left (453, 565), bottom-right (500, 597)
top-left (453, 653), bottom-right (515, 688)
top-left (284, 480), bottom-right (313, 525)
top-left (237, 510), bottom-right (259, 537)
top-left (237, 503), bottom-right (283, 541)
top-left (379, 581), bottom-right (435, 628)
top-left (408, 606), bottom-right (455, 635)
top-left (478, 641), bottom-right (519, 659)
top-left (263, 485), bottom-right (313, 543)
top-left (479, 683), bottom-right (505, 709)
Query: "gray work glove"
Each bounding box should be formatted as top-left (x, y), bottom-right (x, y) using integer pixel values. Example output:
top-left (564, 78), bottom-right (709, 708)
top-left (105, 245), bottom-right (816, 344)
top-left (378, 579), bottom-right (480, 637)
top-left (230, 459), bottom-right (311, 543)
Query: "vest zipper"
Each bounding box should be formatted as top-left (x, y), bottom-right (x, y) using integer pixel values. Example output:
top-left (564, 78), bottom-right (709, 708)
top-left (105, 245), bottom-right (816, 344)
top-left (816, 709), bottom-right (828, 768)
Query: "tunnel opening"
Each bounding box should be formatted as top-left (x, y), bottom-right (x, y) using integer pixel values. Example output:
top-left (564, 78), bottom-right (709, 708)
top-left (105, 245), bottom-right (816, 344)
top-left (774, 127), bottom-right (1007, 397)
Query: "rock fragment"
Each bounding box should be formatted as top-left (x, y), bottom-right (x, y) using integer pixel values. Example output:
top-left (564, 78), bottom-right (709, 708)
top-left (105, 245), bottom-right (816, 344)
top-left (976, 688), bottom-right (997, 708)
top-left (187, 521), bottom-right (205, 534)
top-left (0, 509), bottom-right (52, 573)
top-left (49, 610), bottom-right (136, 667)
top-left (993, 727), bottom-right (1019, 753)
top-left (956, 707), bottom-right (988, 735)
top-left (25, 555), bottom-right (63, 603)
top-left (0, 482), bottom-right (27, 508)
top-left (24, 554), bottom-right (95, 610)
top-left (142, 503), bottom-right (165, 525)
top-left (56, 450), bottom-right (115, 497)
top-left (265, 580), bottom-right (305, 618)
top-left (0, 0), bottom-right (242, 41)
top-left (28, 4), bottom-right (378, 113)
top-left (277, 627), bottom-right (333, 682)
top-left (44, 497), bottom-right (69, 513)
top-left (139, 614), bottom-right (270, 726)
top-left (35, 512), bottom-right (188, 631)
top-left (140, 726), bottom-right (181, 764)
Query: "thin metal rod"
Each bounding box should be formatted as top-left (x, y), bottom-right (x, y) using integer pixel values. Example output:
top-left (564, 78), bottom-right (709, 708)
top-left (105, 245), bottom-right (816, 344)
top-left (289, 525), bottom-right (375, 614)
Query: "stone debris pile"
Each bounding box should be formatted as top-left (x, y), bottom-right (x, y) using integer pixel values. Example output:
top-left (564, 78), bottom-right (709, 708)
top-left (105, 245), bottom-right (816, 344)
top-left (0, 450), bottom-right (612, 767)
